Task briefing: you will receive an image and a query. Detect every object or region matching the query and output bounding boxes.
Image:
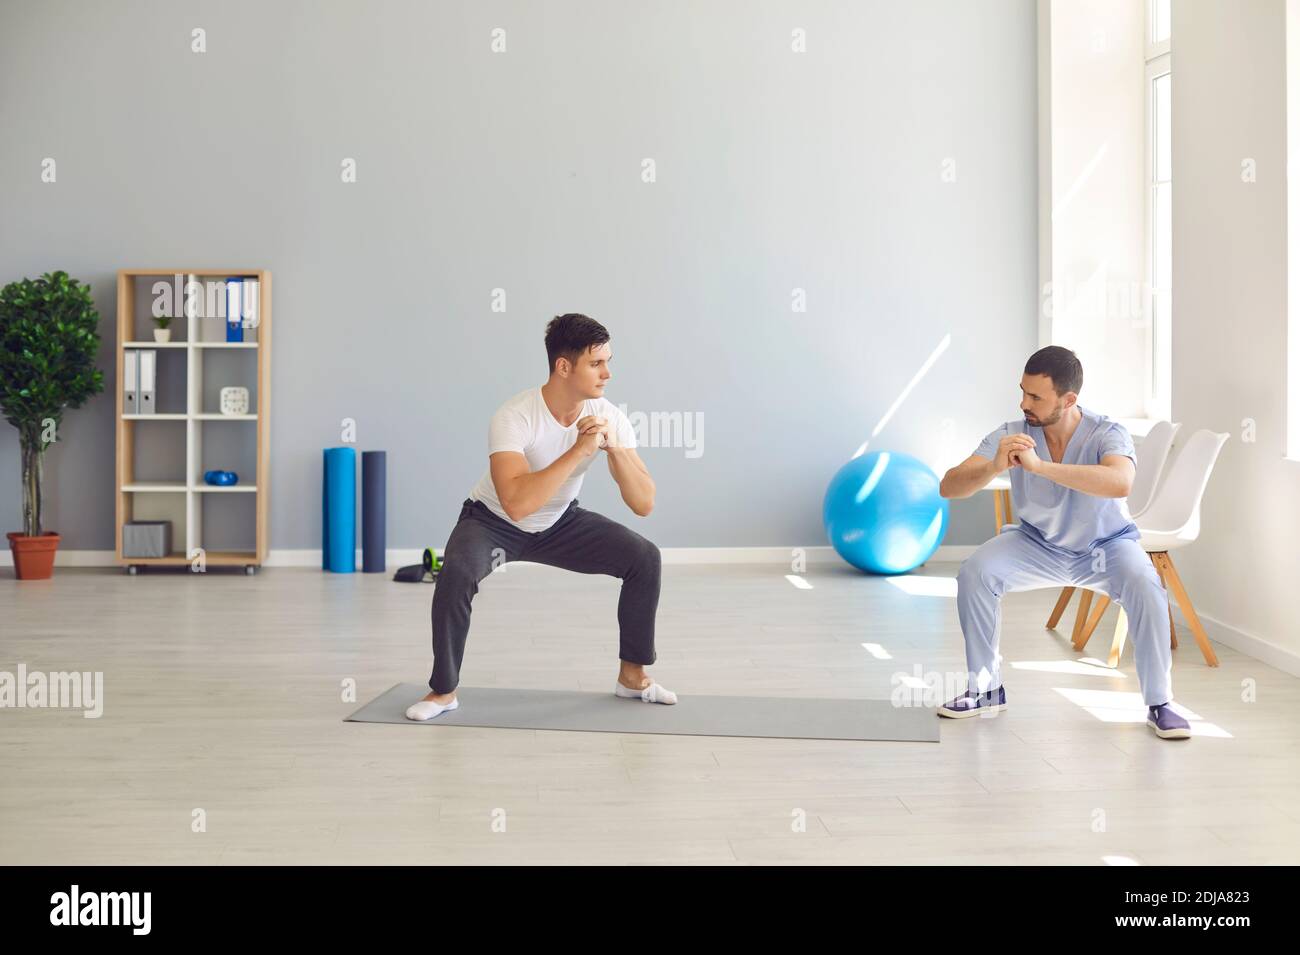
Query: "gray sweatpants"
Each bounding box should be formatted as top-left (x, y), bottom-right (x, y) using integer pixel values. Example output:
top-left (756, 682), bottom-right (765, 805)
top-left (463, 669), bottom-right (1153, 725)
top-left (428, 498), bottom-right (661, 694)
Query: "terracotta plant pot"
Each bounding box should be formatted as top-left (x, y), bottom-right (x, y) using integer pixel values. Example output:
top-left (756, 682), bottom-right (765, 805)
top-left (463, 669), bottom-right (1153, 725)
top-left (7, 531), bottom-right (61, 580)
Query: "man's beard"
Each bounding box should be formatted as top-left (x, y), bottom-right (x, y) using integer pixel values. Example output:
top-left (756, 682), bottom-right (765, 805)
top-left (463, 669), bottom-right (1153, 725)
top-left (1025, 405), bottom-right (1064, 427)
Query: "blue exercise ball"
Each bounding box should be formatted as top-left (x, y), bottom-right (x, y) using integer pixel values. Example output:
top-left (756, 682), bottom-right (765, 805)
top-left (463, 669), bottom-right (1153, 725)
top-left (823, 451), bottom-right (949, 574)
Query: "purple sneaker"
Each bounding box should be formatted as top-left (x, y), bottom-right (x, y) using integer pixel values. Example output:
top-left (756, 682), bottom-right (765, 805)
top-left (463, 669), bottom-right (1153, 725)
top-left (937, 685), bottom-right (1006, 719)
top-left (1147, 703), bottom-right (1192, 739)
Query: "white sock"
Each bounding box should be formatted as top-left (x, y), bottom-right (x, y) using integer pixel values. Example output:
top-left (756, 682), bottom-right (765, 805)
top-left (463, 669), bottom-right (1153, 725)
top-left (615, 681), bottom-right (678, 705)
top-left (405, 697), bottom-right (459, 721)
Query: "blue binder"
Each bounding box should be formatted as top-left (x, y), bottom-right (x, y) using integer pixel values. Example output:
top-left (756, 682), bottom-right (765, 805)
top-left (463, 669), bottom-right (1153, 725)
top-left (226, 277), bottom-right (244, 342)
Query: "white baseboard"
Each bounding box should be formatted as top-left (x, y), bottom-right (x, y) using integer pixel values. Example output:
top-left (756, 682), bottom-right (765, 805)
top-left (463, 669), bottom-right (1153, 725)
top-left (1, 545), bottom-right (977, 568)
top-left (1187, 610), bottom-right (1300, 679)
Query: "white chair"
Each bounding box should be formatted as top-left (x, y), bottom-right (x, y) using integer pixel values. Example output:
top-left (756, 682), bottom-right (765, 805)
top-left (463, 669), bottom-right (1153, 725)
top-left (1067, 429), bottom-right (1229, 667)
top-left (1045, 421), bottom-right (1181, 645)
top-left (1127, 420), bottom-right (1182, 518)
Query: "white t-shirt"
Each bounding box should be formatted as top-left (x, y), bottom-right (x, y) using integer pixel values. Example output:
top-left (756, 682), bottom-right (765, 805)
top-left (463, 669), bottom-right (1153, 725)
top-left (469, 387), bottom-right (638, 532)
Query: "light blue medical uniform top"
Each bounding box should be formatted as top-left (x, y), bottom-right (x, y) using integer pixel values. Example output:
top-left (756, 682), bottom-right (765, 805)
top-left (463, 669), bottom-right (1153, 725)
top-left (974, 406), bottom-right (1139, 558)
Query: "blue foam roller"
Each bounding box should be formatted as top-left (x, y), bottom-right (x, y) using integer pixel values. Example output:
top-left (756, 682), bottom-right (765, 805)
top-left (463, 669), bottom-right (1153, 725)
top-left (323, 447), bottom-right (357, 573)
top-left (361, 450), bottom-right (387, 573)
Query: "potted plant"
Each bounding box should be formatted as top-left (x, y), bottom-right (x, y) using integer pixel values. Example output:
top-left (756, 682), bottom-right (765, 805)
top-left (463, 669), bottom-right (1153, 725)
top-left (0, 271), bottom-right (105, 579)
top-left (152, 313), bottom-right (172, 343)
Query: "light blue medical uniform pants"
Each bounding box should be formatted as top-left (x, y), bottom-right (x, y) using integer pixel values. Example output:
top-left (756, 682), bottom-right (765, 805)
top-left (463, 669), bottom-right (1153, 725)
top-left (956, 526), bottom-right (1173, 707)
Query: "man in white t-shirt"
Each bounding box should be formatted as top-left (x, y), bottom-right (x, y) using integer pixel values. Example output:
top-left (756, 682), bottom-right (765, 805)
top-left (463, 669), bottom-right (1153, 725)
top-left (406, 314), bottom-right (676, 720)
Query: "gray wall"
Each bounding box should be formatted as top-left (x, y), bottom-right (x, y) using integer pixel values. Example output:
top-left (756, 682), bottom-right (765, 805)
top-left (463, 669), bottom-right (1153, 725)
top-left (0, 0), bottom-right (1037, 551)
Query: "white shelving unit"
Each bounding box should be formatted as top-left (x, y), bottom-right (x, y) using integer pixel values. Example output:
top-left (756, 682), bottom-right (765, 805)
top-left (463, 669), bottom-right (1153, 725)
top-left (115, 269), bottom-right (272, 573)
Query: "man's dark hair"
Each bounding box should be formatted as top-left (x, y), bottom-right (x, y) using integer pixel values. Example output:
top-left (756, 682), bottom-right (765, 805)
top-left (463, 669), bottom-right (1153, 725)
top-left (1024, 345), bottom-right (1083, 396)
top-left (545, 313), bottom-right (610, 374)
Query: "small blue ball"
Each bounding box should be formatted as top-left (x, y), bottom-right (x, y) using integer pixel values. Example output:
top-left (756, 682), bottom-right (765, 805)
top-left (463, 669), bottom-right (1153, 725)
top-left (823, 451), bottom-right (949, 574)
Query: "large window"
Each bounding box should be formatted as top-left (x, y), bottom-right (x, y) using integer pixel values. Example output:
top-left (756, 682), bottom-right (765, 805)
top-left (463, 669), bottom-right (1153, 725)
top-left (1146, 0), bottom-right (1172, 422)
top-left (1042, 0), bottom-right (1170, 426)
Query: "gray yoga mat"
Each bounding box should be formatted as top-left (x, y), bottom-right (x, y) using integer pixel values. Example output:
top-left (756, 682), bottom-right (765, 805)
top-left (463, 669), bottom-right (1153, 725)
top-left (345, 683), bottom-right (939, 742)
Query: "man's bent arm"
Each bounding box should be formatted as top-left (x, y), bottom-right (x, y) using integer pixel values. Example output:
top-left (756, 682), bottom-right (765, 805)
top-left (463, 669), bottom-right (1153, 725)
top-left (1034, 455), bottom-right (1134, 499)
top-left (607, 447), bottom-right (655, 517)
top-left (490, 445), bottom-right (592, 522)
top-left (940, 455), bottom-right (999, 499)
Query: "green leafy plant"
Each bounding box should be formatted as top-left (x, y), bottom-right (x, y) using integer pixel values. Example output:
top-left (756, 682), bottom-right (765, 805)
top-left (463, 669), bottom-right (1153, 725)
top-left (0, 271), bottom-right (105, 537)
top-left (153, 314), bottom-right (172, 329)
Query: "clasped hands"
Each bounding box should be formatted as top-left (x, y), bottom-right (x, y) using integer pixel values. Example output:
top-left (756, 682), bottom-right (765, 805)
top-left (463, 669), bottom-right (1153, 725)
top-left (995, 433), bottom-right (1043, 474)
top-left (575, 415), bottom-right (618, 455)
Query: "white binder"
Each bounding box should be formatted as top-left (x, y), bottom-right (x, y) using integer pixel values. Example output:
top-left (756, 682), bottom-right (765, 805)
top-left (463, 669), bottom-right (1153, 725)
top-left (225, 279), bottom-right (242, 339)
top-left (139, 349), bottom-right (156, 414)
top-left (123, 350), bottom-right (138, 414)
top-left (241, 277), bottom-right (259, 333)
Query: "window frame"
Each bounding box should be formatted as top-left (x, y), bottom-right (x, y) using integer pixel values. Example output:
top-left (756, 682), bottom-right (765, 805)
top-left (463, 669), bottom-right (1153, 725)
top-left (1144, 0), bottom-right (1172, 423)
top-left (1148, 0), bottom-right (1171, 58)
top-left (1145, 53), bottom-right (1172, 421)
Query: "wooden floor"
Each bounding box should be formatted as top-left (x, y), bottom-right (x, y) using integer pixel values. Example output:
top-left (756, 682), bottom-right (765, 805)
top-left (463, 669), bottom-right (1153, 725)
top-left (2, 560), bottom-right (1298, 865)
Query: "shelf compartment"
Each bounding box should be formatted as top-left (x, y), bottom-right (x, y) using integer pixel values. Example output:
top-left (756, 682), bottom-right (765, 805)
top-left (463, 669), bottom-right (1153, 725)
top-left (125, 419), bottom-right (187, 486)
top-left (193, 273), bottom-right (261, 345)
top-left (120, 490), bottom-right (188, 561)
top-left (124, 345), bottom-right (187, 415)
top-left (191, 417), bottom-right (258, 491)
top-left (198, 492), bottom-right (257, 555)
top-left (196, 346), bottom-right (259, 416)
top-left (127, 275), bottom-right (191, 344)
